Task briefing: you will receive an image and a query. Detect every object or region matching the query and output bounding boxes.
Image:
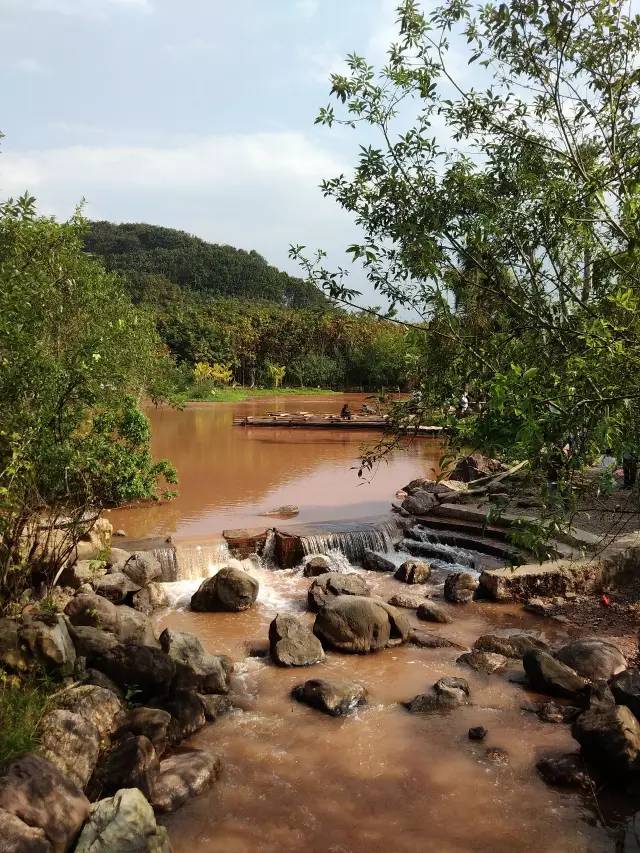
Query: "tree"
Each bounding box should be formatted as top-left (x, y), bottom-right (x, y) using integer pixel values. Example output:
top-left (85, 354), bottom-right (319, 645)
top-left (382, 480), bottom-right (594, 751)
top-left (0, 196), bottom-right (176, 609)
top-left (265, 361), bottom-right (286, 389)
top-left (293, 0), bottom-right (640, 485)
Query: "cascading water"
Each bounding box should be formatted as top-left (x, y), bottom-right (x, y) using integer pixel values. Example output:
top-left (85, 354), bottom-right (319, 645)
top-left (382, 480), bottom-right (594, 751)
top-left (298, 520), bottom-right (400, 563)
top-left (153, 540), bottom-right (234, 581)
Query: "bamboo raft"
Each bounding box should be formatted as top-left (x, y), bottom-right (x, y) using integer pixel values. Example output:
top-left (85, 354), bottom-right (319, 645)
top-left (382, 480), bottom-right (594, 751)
top-left (232, 413), bottom-right (443, 435)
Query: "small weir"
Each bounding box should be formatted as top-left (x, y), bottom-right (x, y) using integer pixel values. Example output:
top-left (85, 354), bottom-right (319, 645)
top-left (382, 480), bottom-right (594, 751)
top-left (153, 540), bottom-right (233, 581)
top-left (298, 520), bottom-right (400, 563)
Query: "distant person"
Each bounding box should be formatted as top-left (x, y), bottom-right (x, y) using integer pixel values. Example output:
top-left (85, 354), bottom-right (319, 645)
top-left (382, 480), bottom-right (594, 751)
top-left (340, 403), bottom-right (352, 420)
top-left (459, 392), bottom-right (469, 414)
top-left (598, 448), bottom-right (617, 469)
top-left (623, 449), bottom-right (638, 488)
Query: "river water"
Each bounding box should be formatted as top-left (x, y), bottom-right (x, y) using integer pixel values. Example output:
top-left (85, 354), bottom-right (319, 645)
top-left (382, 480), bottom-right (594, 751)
top-left (110, 395), bottom-right (611, 852)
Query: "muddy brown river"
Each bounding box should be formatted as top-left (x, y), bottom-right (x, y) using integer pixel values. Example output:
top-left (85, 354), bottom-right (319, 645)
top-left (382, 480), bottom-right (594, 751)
top-left (110, 395), bottom-right (612, 852)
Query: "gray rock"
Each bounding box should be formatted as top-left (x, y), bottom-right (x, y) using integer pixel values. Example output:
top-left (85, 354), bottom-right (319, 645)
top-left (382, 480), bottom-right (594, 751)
top-left (523, 649), bottom-right (589, 700)
top-left (444, 572), bottom-right (479, 603)
top-left (457, 650), bottom-right (507, 674)
top-left (132, 583), bottom-right (169, 615)
top-left (115, 708), bottom-right (172, 757)
top-left (19, 615), bottom-right (76, 675)
top-left (387, 593), bottom-right (423, 609)
top-left (313, 595), bottom-right (409, 653)
top-left (302, 555), bottom-right (335, 577)
top-left (93, 572), bottom-right (141, 605)
top-left (91, 643), bottom-right (175, 699)
top-left (69, 624), bottom-right (118, 658)
top-left (75, 788), bottom-right (170, 853)
top-left (555, 639), bottom-right (627, 681)
top-left (59, 560), bottom-right (108, 590)
top-left (106, 548), bottom-right (131, 567)
top-left (198, 694), bottom-right (233, 722)
top-left (82, 668), bottom-right (125, 698)
top-left (417, 600), bottom-right (452, 624)
top-left (292, 678), bottom-right (367, 716)
top-left (362, 550), bottom-right (396, 573)
top-left (307, 572), bottom-right (370, 612)
top-left (159, 628), bottom-right (232, 694)
top-left (0, 754), bottom-right (89, 852)
top-left (53, 684), bottom-right (123, 750)
top-left (65, 593), bottom-right (119, 633)
top-left (474, 632), bottom-right (548, 659)
top-left (115, 606), bottom-right (158, 647)
top-left (0, 808), bottom-right (52, 852)
top-left (612, 668), bottom-right (640, 719)
top-left (406, 676), bottom-right (470, 714)
top-left (394, 560), bottom-right (431, 584)
top-left (91, 735), bottom-right (159, 801)
top-left (408, 629), bottom-right (457, 649)
top-left (572, 705), bottom-right (640, 776)
top-left (0, 618), bottom-right (29, 672)
top-left (150, 689), bottom-right (206, 744)
top-left (39, 709), bottom-right (100, 790)
top-left (191, 567), bottom-right (259, 612)
top-left (121, 552), bottom-right (162, 587)
top-left (402, 489), bottom-right (439, 515)
top-left (151, 750), bottom-right (222, 814)
top-left (269, 614), bottom-right (325, 667)
top-left (536, 701), bottom-right (581, 724)
top-left (536, 753), bottom-right (591, 790)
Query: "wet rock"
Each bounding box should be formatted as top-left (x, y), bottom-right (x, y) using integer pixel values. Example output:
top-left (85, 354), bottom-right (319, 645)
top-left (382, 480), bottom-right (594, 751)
top-left (474, 632), bottom-right (548, 659)
top-left (264, 504), bottom-right (299, 518)
top-left (92, 572), bottom-right (141, 605)
top-left (302, 556), bottom-right (335, 577)
top-left (417, 600), bottom-right (452, 624)
top-left (91, 643), bottom-right (175, 698)
top-left (444, 572), bottom-right (479, 604)
top-left (313, 596), bottom-right (409, 653)
top-left (401, 489), bottom-right (439, 515)
top-left (523, 649), bottom-right (589, 700)
top-left (191, 567), bottom-right (259, 612)
top-left (572, 705), bottom-right (640, 776)
top-left (151, 750), bottom-right (222, 814)
top-left (131, 583), bottom-right (170, 615)
top-left (588, 680), bottom-right (616, 711)
top-left (65, 593), bottom-right (119, 633)
top-left (115, 707), bottom-right (172, 757)
top-left (150, 689), bottom-right (206, 744)
top-left (362, 550), bottom-right (396, 573)
top-left (19, 615), bottom-right (76, 675)
top-left (59, 559), bottom-right (108, 590)
top-left (408, 629), bottom-right (458, 649)
top-left (387, 593), bottom-right (423, 609)
top-left (53, 684), bottom-right (123, 750)
top-left (394, 560), bottom-right (431, 584)
top-left (75, 788), bottom-right (170, 853)
top-left (198, 694), bottom-right (233, 722)
top-left (39, 709), bottom-right (100, 791)
top-left (406, 676), bottom-right (470, 713)
top-left (307, 572), bottom-right (371, 612)
top-left (468, 726), bottom-right (487, 741)
top-left (536, 754), bottom-right (591, 790)
top-left (91, 735), bottom-right (159, 800)
top-left (523, 597), bottom-right (555, 617)
top-left (0, 754), bottom-right (90, 852)
top-left (120, 552), bottom-right (162, 587)
top-left (536, 701), bottom-right (581, 724)
top-left (0, 617), bottom-right (29, 672)
top-left (457, 650), bottom-right (507, 674)
top-left (159, 628), bottom-right (232, 694)
top-left (484, 746), bottom-right (509, 765)
top-left (0, 808), bottom-right (51, 853)
top-left (612, 668), bottom-right (640, 719)
top-left (555, 639), bottom-right (627, 681)
top-left (269, 614), bottom-right (325, 667)
top-left (69, 624), bottom-right (118, 658)
top-left (292, 678), bottom-right (367, 716)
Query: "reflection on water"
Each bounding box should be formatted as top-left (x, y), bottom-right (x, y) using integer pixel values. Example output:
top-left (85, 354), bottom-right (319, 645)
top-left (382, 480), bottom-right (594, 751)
top-left (108, 394), bottom-right (441, 541)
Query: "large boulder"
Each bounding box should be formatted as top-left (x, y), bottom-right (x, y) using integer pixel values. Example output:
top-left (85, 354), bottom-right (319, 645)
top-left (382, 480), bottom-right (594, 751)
top-left (394, 560), bottom-right (431, 584)
top-left (191, 567), bottom-right (259, 612)
top-left (132, 583), bottom-right (169, 616)
top-left (69, 625), bottom-right (118, 658)
top-left (92, 573), bottom-right (141, 605)
top-left (612, 668), bottom-right (640, 719)
top-left (159, 628), bottom-right (232, 694)
top-left (387, 593), bottom-right (423, 609)
top-left (444, 572), bottom-right (479, 603)
top-left (90, 735), bottom-right (159, 801)
top-left (362, 551), bottom-right (396, 573)
top-left (197, 694), bottom-right (233, 722)
top-left (408, 629), bottom-right (457, 649)
top-left (401, 489), bottom-right (439, 515)
top-left (268, 614), bottom-right (325, 667)
top-left (18, 615), bottom-right (76, 675)
top-left (417, 600), bottom-right (452, 624)
top-left (406, 676), bottom-right (471, 713)
top-left (0, 617), bottom-right (29, 672)
top-left (307, 572), bottom-right (370, 612)
top-left (52, 685), bottom-right (123, 750)
top-left (0, 808), bottom-right (51, 853)
top-left (151, 750), bottom-right (222, 814)
top-left (90, 643), bottom-right (175, 699)
top-left (572, 705), bottom-right (640, 776)
top-left (114, 708), bottom-right (172, 758)
top-left (302, 555), bottom-right (335, 577)
top-left (39, 710), bottom-right (100, 791)
top-left (149, 689), bottom-right (206, 744)
top-left (114, 606), bottom-right (158, 647)
top-left (474, 632), bottom-right (548, 659)
top-left (313, 596), bottom-right (409, 653)
top-left (457, 650), bottom-right (507, 674)
top-left (0, 754), bottom-right (89, 852)
top-left (292, 678), bottom-right (367, 716)
top-left (120, 552), bottom-right (162, 588)
top-left (555, 639), bottom-right (627, 681)
top-left (64, 593), bottom-right (118, 633)
top-left (58, 559), bottom-right (108, 590)
top-left (523, 649), bottom-right (589, 700)
top-left (75, 788), bottom-right (170, 853)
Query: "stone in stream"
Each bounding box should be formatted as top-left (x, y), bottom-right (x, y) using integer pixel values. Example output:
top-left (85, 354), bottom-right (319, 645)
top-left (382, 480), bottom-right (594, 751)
top-left (75, 788), bottom-right (170, 853)
top-left (405, 676), bottom-right (471, 714)
top-left (159, 628), bottom-right (232, 694)
top-left (268, 614), bottom-right (325, 667)
top-left (151, 750), bottom-right (222, 814)
top-left (198, 694), bottom-right (234, 722)
top-left (132, 582), bottom-right (170, 615)
top-left (394, 560), bottom-right (432, 584)
top-left (313, 596), bottom-right (409, 653)
top-left (191, 566), bottom-right (259, 612)
top-left (149, 689), bottom-right (207, 745)
top-left (307, 572), bottom-right (370, 612)
top-left (572, 705), bottom-right (640, 776)
top-left (474, 632), bottom-right (548, 660)
top-left (90, 735), bottom-right (159, 801)
top-left (523, 649), bottom-right (589, 700)
top-left (292, 678), bottom-right (367, 716)
top-left (612, 668), bottom-right (640, 719)
top-left (555, 639), bottom-right (627, 681)
top-left (388, 593), bottom-right (423, 609)
top-left (536, 754), bottom-right (592, 790)
top-left (408, 629), bottom-right (459, 649)
top-left (39, 709), bottom-right (100, 791)
top-left (468, 726), bottom-right (487, 741)
top-left (115, 707), bottom-right (172, 757)
top-left (535, 701), bottom-right (581, 724)
top-left (401, 489), bottom-right (439, 515)
top-left (92, 572), bottom-right (141, 605)
top-left (362, 550), bottom-right (396, 573)
top-left (302, 555), bottom-right (335, 577)
top-left (457, 650), bottom-right (507, 674)
top-left (444, 572), bottom-right (479, 604)
top-left (120, 551), bottom-right (163, 587)
top-left (417, 600), bottom-right (453, 624)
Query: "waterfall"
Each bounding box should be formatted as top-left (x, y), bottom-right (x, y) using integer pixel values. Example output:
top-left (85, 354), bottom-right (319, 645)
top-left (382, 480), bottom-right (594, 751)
top-left (399, 537), bottom-right (476, 568)
top-left (153, 540), bottom-right (233, 581)
top-left (299, 520), bottom-right (400, 564)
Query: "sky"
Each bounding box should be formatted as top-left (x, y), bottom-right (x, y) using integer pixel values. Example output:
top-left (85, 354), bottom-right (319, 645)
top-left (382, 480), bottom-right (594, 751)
top-left (0, 0), bottom-right (405, 307)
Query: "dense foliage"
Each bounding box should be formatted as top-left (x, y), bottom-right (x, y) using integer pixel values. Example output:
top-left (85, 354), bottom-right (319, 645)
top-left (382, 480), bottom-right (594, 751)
top-left (296, 0), bottom-right (640, 485)
top-left (0, 197), bottom-right (175, 608)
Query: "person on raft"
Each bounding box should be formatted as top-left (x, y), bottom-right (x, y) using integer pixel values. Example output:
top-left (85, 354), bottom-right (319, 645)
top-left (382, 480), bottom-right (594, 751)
top-left (340, 403), bottom-right (352, 420)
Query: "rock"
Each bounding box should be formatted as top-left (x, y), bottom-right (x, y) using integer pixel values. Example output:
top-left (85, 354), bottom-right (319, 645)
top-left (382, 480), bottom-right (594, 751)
top-left (401, 489), bottom-right (439, 515)
top-left (536, 701), bottom-right (581, 724)
top-left (151, 750), bottom-right (222, 814)
top-left (444, 572), bottom-right (479, 603)
top-left (75, 788), bottom-right (170, 853)
top-left (268, 614), bottom-right (325, 667)
top-left (362, 550), bottom-right (396, 573)
top-left (307, 573), bottom-right (371, 612)
top-left (523, 597), bottom-right (555, 617)
top-left (191, 567), bottom-right (259, 612)
top-left (292, 678), bottom-right (367, 716)
top-left (76, 583), bottom-right (94, 595)
top-left (302, 555), bottom-right (335, 577)
top-left (81, 668), bottom-right (124, 699)
top-left (406, 676), bottom-right (471, 713)
top-left (468, 726), bottom-right (487, 740)
top-left (474, 632), bottom-right (548, 659)
top-left (69, 624), bottom-right (118, 658)
top-left (65, 593), bottom-right (118, 633)
top-left (150, 689), bottom-right (206, 744)
top-left (121, 552), bottom-right (162, 587)
top-left (59, 560), bottom-right (108, 590)
top-left (39, 710), bottom-right (100, 791)
top-left (115, 708), bottom-right (172, 757)
top-left (457, 650), bottom-right (507, 674)
top-left (555, 639), bottom-right (627, 681)
top-left (93, 572), bottom-right (141, 605)
top-left (0, 754), bottom-right (89, 852)
top-left (394, 560), bottom-right (431, 584)
top-left (91, 736), bottom-right (159, 801)
top-left (91, 643), bottom-right (175, 698)
top-left (114, 529), bottom-right (127, 537)
top-left (264, 505), bottom-right (299, 518)
top-left (222, 528), bottom-right (268, 559)
top-left (622, 813), bottom-right (640, 852)
top-left (408, 629), bottom-right (458, 649)
top-left (106, 547), bottom-right (131, 567)
top-left (132, 583), bottom-right (170, 615)
top-left (484, 746), bottom-right (509, 765)
top-left (0, 808), bottom-right (52, 852)
top-left (612, 668), bottom-right (640, 719)
top-left (387, 593), bottom-right (423, 609)
top-left (523, 649), bottom-right (589, 699)
top-left (536, 754), bottom-right (591, 790)
top-left (0, 617), bottom-right (29, 672)
top-left (18, 615), bottom-right (76, 675)
top-left (159, 628), bottom-right (232, 694)
top-left (198, 694), bottom-right (233, 722)
top-left (75, 518), bottom-right (112, 563)
top-left (53, 684), bottom-right (123, 750)
top-left (449, 453), bottom-right (503, 483)
top-left (115, 606), bottom-right (158, 647)
top-left (417, 600), bottom-right (452, 624)
top-left (572, 705), bottom-right (640, 776)
top-left (313, 596), bottom-right (409, 653)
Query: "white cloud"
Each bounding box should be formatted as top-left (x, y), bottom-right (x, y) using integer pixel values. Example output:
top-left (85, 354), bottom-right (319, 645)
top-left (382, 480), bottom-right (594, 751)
top-left (13, 58), bottom-right (44, 73)
top-left (0, 0), bottom-right (152, 17)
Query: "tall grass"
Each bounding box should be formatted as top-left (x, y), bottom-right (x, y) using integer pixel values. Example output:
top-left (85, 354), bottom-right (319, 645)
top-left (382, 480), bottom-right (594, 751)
top-left (0, 671), bottom-right (54, 770)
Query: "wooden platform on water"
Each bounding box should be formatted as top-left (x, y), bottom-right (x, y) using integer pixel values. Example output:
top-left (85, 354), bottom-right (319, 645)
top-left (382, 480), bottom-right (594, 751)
top-left (232, 414), bottom-right (443, 435)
